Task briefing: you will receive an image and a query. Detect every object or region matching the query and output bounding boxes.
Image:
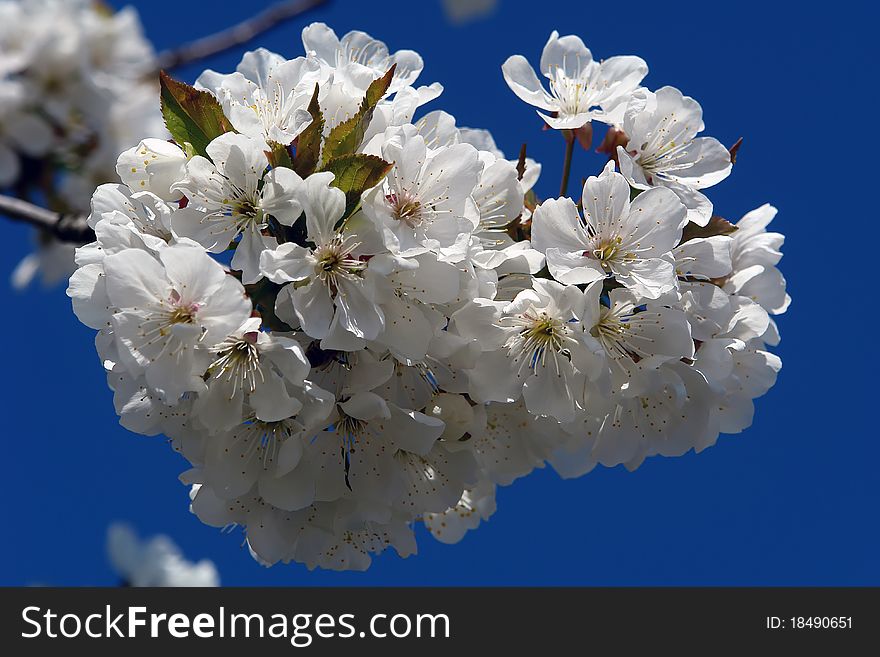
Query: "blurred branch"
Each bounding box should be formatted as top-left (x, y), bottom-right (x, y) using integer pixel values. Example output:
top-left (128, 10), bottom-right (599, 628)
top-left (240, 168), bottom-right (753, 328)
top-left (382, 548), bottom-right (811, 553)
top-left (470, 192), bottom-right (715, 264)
top-left (0, 195), bottom-right (93, 243)
top-left (154, 0), bottom-right (328, 71)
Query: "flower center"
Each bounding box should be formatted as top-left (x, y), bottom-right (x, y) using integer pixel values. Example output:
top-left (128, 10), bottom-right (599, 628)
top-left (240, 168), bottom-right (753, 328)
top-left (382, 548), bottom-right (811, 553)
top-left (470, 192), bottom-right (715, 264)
top-left (167, 306), bottom-right (196, 324)
top-left (337, 413), bottom-right (366, 439)
top-left (386, 192), bottom-right (424, 228)
top-left (313, 235), bottom-right (365, 287)
top-left (590, 306), bottom-right (649, 364)
top-left (166, 290), bottom-right (199, 325)
top-left (548, 69), bottom-right (596, 116)
top-left (248, 81), bottom-right (297, 135)
top-left (504, 309), bottom-right (572, 372)
top-left (591, 307), bottom-right (627, 350)
top-left (220, 186), bottom-right (265, 234)
top-left (210, 333), bottom-right (262, 394)
top-left (240, 417), bottom-right (294, 468)
top-left (132, 291), bottom-right (204, 354)
top-left (586, 237), bottom-right (634, 270)
top-left (235, 198), bottom-right (258, 217)
top-left (635, 114), bottom-right (695, 175)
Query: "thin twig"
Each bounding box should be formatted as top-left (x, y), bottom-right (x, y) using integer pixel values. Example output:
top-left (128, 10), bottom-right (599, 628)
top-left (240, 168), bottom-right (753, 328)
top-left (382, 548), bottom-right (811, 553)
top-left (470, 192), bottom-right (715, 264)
top-left (0, 195), bottom-right (93, 243)
top-left (559, 135), bottom-right (575, 198)
top-left (154, 0), bottom-right (329, 72)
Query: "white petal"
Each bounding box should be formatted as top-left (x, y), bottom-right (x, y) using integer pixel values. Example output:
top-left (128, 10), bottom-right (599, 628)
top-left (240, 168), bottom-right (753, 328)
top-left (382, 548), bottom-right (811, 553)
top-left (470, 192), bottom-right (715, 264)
top-left (335, 279), bottom-right (384, 341)
top-left (261, 167), bottom-right (303, 226)
top-left (103, 249), bottom-right (168, 309)
top-left (540, 31), bottom-right (593, 79)
top-left (231, 228), bottom-right (275, 284)
top-left (259, 242), bottom-right (315, 283)
top-left (582, 163), bottom-right (631, 233)
top-left (531, 197), bottom-right (590, 254)
top-left (290, 281), bottom-right (334, 338)
top-left (545, 248), bottom-right (605, 286)
top-left (501, 55), bottom-right (554, 111)
top-left (251, 369), bottom-right (303, 422)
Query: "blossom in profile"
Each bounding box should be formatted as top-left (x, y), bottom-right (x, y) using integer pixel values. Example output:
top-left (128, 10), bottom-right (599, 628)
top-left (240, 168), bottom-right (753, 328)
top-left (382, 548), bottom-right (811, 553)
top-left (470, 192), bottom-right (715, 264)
top-left (502, 31), bottom-right (647, 129)
top-left (302, 22), bottom-right (423, 94)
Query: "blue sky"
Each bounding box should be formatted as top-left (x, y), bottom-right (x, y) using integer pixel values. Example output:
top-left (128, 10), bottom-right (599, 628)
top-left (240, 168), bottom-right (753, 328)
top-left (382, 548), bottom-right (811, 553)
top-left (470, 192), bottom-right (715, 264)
top-left (1, 0), bottom-right (874, 585)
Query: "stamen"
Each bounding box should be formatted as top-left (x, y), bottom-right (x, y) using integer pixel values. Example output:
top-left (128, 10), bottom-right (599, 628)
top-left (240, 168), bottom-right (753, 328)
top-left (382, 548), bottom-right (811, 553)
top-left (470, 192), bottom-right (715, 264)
top-left (209, 334), bottom-right (263, 396)
top-left (313, 234), bottom-right (366, 288)
top-left (502, 310), bottom-right (576, 374)
top-left (233, 417), bottom-right (295, 469)
top-left (386, 191), bottom-right (424, 228)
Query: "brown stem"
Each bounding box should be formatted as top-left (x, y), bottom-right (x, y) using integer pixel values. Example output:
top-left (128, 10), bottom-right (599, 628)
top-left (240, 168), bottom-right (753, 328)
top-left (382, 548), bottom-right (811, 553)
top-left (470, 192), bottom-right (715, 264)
top-left (153, 0), bottom-right (329, 72)
top-left (559, 134), bottom-right (575, 198)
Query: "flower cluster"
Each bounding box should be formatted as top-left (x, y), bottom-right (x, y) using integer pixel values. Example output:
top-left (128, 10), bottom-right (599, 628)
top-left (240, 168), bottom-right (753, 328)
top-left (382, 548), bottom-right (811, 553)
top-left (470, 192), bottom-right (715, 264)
top-left (1, 0), bottom-right (164, 287)
top-left (68, 24), bottom-right (787, 570)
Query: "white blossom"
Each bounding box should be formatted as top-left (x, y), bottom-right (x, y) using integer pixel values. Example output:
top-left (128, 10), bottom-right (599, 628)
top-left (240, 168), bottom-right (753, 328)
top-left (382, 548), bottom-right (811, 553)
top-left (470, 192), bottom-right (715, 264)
top-left (116, 139), bottom-right (188, 201)
top-left (362, 126), bottom-right (482, 257)
top-left (2, 0), bottom-right (164, 287)
top-left (196, 48), bottom-right (321, 146)
top-left (532, 162), bottom-right (684, 298)
top-left (723, 204), bottom-right (790, 315)
top-left (617, 87), bottom-right (732, 225)
top-left (260, 172), bottom-right (384, 345)
top-left (456, 279), bottom-right (599, 423)
top-left (171, 133), bottom-right (304, 283)
top-left (302, 22), bottom-right (423, 95)
top-left (502, 31), bottom-right (647, 129)
top-left (192, 317), bottom-right (313, 433)
top-left (104, 244), bottom-right (252, 401)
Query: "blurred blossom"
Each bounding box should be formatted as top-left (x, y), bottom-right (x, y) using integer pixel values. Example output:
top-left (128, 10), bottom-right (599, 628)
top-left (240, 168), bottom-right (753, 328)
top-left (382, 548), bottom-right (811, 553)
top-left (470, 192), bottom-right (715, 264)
top-left (442, 0), bottom-right (498, 23)
top-left (107, 523), bottom-right (220, 587)
top-left (1, 0), bottom-right (165, 288)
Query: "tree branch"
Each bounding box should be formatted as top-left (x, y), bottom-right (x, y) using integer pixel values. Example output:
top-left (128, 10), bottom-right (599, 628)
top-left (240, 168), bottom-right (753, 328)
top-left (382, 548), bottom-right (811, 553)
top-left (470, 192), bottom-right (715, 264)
top-left (154, 0), bottom-right (329, 71)
top-left (0, 195), bottom-right (93, 243)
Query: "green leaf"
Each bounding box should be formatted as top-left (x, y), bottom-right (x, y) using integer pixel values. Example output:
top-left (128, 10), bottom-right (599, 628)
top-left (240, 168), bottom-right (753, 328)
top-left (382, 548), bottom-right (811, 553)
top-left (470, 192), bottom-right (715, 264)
top-left (159, 71), bottom-right (233, 157)
top-left (292, 84), bottom-right (323, 177)
top-left (321, 65), bottom-right (395, 166)
top-left (266, 141), bottom-right (293, 169)
top-left (362, 63), bottom-right (397, 108)
top-left (323, 153), bottom-right (393, 217)
top-left (680, 216), bottom-right (738, 244)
